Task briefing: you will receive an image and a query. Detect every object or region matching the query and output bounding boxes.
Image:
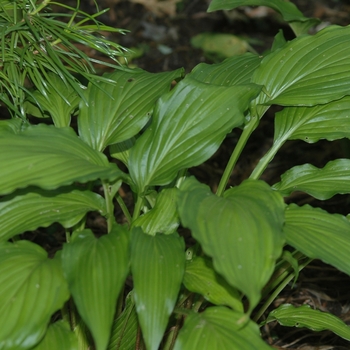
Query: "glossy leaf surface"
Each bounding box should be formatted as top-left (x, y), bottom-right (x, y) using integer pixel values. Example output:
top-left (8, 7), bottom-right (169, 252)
top-left (267, 304), bottom-right (350, 341)
top-left (62, 226), bottom-right (129, 350)
top-left (273, 159), bottom-right (350, 200)
top-left (190, 53), bottom-right (262, 85)
top-left (0, 241), bottom-right (70, 350)
top-left (174, 306), bottom-right (273, 350)
top-left (178, 177), bottom-right (285, 312)
top-left (32, 321), bottom-right (78, 350)
top-left (130, 228), bottom-right (185, 350)
top-left (0, 124), bottom-right (125, 195)
top-left (78, 68), bottom-right (184, 151)
top-left (284, 204), bottom-right (350, 276)
top-left (184, 256), bottom-right (243, 311)
top-left (252, 26), bottom-right (350, 107)
top-left (129, 76), bottom-right (261, 193)
top-left (0, 187), bottom-right (106, 242)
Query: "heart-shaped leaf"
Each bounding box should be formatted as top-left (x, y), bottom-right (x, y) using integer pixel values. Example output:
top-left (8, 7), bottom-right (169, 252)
top-left (130, 228), bottom-right (185, 350)
top-left (0, 187), bottom-right (106, 242)
top-left (284, 204), bottom-right (350, 276)
top-left (0, 124), bottom-right (125, 195)
top-left (0, 240), bottom-right (70, 349)
top-left (78, 68), bottom-right (184, 151)
top-left (178, 177), bottom-right (285, 312)
top-left (62, 226), bottom-right (129, 350)
top-left (129, 76), bottom-right (261, 193)
top-left (174, 306), bottom-right (273, 350)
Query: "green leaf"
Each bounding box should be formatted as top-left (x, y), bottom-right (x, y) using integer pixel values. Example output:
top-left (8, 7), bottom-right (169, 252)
top-left (274, 96), bottom-right (350, 144)
top-left (190, 53), bottom-right (262, 85)
top-left (273, 159), bottom-right (350, 200)
top-left (31, 320), bottom-right (78, 350)
top-left (132, 188), bottom-right (179, 235)
top-left (178, 177), bottom-right (285, 312)
top-left (0, 124), bottom-right (125, 195)
top-left (130, 228), bottom-right (185, 350)
top-left (0, 118), bottom-right (24, 134)
top-left (0, 187), bottom-right (106, 242)
top-left (108, 292), bottom-right (138, 350)
top-left (252, 26), bottom-right (350, 108)
top-left (109, 137), bottom-right (136, 167)
top-left (24, 73), bottom-right (81, 127)
top-left (284, 204), bottom-right (350, 276)
top-left (62, 226), bottom-right (129, 350)
top-left (129, 76), bottom-right (261, 193)
top-left (174, 306), bottom-right (273, 350)
top-left (184, 256), bottom-right (243, 311)
top-left (78, 68), bottom-right (184, 152)
top-left (0, 241), bottom-right (70, 349)
top-left (266, 304), bottom-right (350, 341)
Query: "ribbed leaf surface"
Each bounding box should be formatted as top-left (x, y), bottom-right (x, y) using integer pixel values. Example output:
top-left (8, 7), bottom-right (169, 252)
top-left (267, 304), bottom-right (350, 341)
top-left (252, 25), bottom-right (350, 107)
top-left (0, 187), bottom-right (106, 242)
top-left (184, 256), bottom-right (243, 311)
top-left (32, 321), bottom-right (78, 350)
top-left (0, 241), bottom-right (70, 349)
top-left (0, 124), bottom-right (124, 195)
top-left (130, 229), bottom-right (185, 350)
top-left (129, 76), bottom-right (261, 193)
top-left (284, 204), bottom-right (350, 276)
top-left (78, 68), bottom-right (184, 151)
top-left (178, 178), bottom-right (285, 312)
top-left (174, 306), bottom-right (273, 350)
top-left (273, 159), bottom-right (350, 200)
top-left (62, 226), bottom-right (129, 350)
top-left (190, 53), bottom-right (261, 85)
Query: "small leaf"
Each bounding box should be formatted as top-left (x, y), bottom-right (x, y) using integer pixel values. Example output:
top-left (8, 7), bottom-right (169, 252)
top-left (252, 25), bottom-right (350, 108)
top-left (0, 118), bottom-right (24, 134)
top-left (0, 241), bottom-right (70, 350)
top-left (273, 159), bottom-right (350, 200)
top-left (62, 226), bottom-right (130, 350)
top-left (266, 304), bottom-right (350, 341)
top-left (0, 187), bottom-right (106, 242)
top-left (31, 320), bottom-right (78, 350)
top-left (174, 306), bottom-right (273, 350)
top-left (190, 52), bottom-right (262, 85)
top-left (284, 204), bottom-right (350, 276)
top-left (78, 68), bottom-right (184, 151)
top-left (130, 228), bottom-right (185, 350)
top-left (0, 124), bottom-right (125, 195)
top-left (132, 188), bottom-right (179, 235)
top-left (184, 256), bottom-right (243, 311)
top-left (129, 76), bottom-right (261, 193)
top-left (178, 178), bottom-right (285, 312)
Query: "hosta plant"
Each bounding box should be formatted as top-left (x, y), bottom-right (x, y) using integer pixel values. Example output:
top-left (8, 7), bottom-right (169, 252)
top-left (2, 0), bottom-right (350, 349)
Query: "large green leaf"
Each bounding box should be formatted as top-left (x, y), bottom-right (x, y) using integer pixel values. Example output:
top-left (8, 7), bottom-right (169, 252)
top-left (62, 226), bottom-right (129, 350)
top-left (130, 228), bottom-right (185, 350)
top-left (266, 304), bottom-right (350, 341)
top-left (0, 124), bottom-right (125, 195)
top-left (178, 177), bottom-right (285, 312)
top-left (284, 204), bottom-right (350, 276)
top-left (274, 96), bottom-right (350, 144)
top-left (107, 292), bottom-right (138, 350)
top-left (78, 68), bottom-right (184, 152)
top-left (190, 53), bottom-right (262, 85)
top-left (0, 241), bottom-right (70, 350)
top-left (174, 306), bottom-right (273, 350)
top-left (132, 188), bottom-right (179, 235)
top-left (184, 256), bottom-right (243, 311)
top-left (252, 25), bottom-right (350, 108)
top-left (129, 76), bottom-right (261, 193)
top-left (0, 187), bottom-right (106, 242)
top-left (31, 320), bottom-right (78, 350)
top-left (273, 159), bottom-right (350, 200)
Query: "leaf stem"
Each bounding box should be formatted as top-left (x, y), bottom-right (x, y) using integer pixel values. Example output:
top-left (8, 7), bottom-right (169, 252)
top-left (102, 182), bottom-right (114, 233)
top-left (216, 115), bottom-right (259, 196)
top-left (116, 192), bottom-right (132, 225)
